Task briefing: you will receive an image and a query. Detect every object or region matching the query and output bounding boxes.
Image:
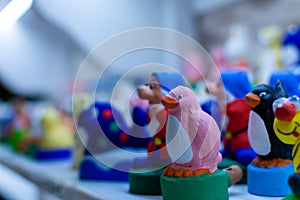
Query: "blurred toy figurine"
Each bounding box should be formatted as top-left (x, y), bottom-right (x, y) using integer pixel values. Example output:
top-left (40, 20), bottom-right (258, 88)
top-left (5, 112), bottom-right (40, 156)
top-left (4, 98), bottom-right (31, 151)
top-left (160, 86), bottom-right (241, 200)
top-left (256, 24), bottom-right (283, 84)
top-left (223, 24), bottom-right (251, 70)
top-left (129, 72), bottom-right (185, 195)
top-left (245, 80), bottom-right (294, 196)
top-left (273, 96), bottom-right (300, 199)
top-left (270, 24), bottom-right (300, 97)
top-left (206, 70), bottom-right (256, 165)
top-left (77, 101), bottom-right (150, 181)
top-left (133, 72), bottom-right (186, 167)
top-left (35, 107), bottom-right (74, 159)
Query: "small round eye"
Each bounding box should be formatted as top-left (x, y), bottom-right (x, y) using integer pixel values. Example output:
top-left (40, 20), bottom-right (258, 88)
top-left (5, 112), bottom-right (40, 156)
top-left (149, 83), bottom-right (156, 90)
top-left (177, 94), bottom-right (184, 100)
top-left (259, 92), bottom-right (267, 97)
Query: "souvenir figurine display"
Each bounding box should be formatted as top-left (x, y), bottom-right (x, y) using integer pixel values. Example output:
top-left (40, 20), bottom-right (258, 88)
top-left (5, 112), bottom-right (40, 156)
top-left (245, 80), bottom-right (294, 196)
top-left (129, 72), bottom-right (185, 195)
top-left (160, 86), bottom-right (241, 200)
top-left (273, 96), bottom-right (300, 199)
top-left (2, 99), bottom-right (75, 160)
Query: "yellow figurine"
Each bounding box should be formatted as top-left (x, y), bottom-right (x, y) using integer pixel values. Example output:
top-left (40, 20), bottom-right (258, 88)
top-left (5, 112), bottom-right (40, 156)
top-left (39, 107), bottom-right (74, 149)
top-left (273, 96), bottom-right (300, 198)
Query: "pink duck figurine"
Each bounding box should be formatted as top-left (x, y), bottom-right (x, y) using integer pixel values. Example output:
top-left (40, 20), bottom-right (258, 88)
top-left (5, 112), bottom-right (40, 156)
top-left (161, 86), bottom-right (222, 177)
top-left (160, 86), bottom-right (241, 200)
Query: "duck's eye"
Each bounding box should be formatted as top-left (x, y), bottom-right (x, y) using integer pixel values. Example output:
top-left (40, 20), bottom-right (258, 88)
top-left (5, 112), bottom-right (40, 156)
top-left (149, 83), bottom-right (156, 89)
top-left (145, 83), bottom-right (157, 90)
top-left (259, 92), bottom-right (267, 97)
top-left (177, 94), bottom-right (184, 100)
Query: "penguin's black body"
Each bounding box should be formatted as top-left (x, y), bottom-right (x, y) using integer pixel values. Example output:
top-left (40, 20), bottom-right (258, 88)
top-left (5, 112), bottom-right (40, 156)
top-left (246, 80), bottom-right (293, 160)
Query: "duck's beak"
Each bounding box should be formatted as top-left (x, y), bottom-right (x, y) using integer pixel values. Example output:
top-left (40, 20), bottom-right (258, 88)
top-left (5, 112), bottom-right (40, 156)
top-left (245, 93), bottom-right (260, 108)
top-left (161, 96), bottom-right (178, 109)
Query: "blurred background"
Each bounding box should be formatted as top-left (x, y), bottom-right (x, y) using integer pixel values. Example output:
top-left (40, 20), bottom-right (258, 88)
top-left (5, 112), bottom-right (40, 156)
top-left (1, 0), bottom-right (299, 99)
top-left (0, 0), bottom-right (300, 199)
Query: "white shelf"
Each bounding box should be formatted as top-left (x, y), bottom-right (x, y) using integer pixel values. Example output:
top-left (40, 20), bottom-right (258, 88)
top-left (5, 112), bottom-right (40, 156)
top-left (0, 145), bottom-right (283, 200)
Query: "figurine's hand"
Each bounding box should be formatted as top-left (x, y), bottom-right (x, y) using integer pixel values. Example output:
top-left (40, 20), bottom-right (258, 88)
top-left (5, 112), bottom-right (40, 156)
top-left (148, 104), bottom-right (166, 136)
top-left (149, 104), bottom-right (164, 118)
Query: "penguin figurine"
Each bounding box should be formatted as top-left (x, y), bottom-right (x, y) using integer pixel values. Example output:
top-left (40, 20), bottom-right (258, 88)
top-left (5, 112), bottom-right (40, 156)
top-left (245, 80), bottom-right (293, 167)
top-left (161, 86), bottom-right (222, 177)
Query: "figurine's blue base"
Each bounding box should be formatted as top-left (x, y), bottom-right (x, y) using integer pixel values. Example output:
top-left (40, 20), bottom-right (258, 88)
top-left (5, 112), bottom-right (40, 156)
top-left (79, 157), bottom-right (129, 181)
top-left (34, 148), bottom-right (72, 160)
top-left (248, 163), bottom-right (294, 197)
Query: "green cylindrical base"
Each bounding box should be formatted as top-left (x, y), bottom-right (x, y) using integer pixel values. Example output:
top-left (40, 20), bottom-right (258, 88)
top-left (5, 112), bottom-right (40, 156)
top-left (283, 193), bottom-right (300, 200)
top-left (161, 169), bottom-right (230, 200)
top-left (129, 168), bottom-right (164, 195)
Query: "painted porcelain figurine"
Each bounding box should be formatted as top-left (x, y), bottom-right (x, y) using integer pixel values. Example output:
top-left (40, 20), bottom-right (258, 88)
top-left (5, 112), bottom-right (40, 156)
top-left (273, 96), bottom-right (300, 198)
top-left (4, 98), bottom-right (31, 151)
top-left (77, 101), bottom-right (150, 181)
top-left (132, 72), bottom-right (185, 168)
top-left (245, 80), bottom-right (294, 196)
top-left (161, 86), bottom-right (222, 176)
top-left (206, 70), bottom-right (256, 170)
top-left (129, 72), bottom-right (185, 195)
top-left (33, 107), bottom-right (74, 159)
top-left (245, 80), bottom-right (293, 166)
top-left (160, 86), bottom-right (241, 200)
top-left (77, 82), bottom-right (152, 180)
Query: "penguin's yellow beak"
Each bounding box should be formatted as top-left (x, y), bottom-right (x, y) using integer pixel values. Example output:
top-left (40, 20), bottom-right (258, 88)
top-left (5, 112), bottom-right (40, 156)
top-left (161, 96), bottom-right (178, 109)
top-left (245, 93), bottom-right (260, 108)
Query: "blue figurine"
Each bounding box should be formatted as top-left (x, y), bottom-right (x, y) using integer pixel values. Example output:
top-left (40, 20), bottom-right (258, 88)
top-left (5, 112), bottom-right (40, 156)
top-left (270, 24), bottom-right (300, 97)
top-left (78, 102), bottom-right (150, 181)
top-left (220, 69), bottom-right (256, 165)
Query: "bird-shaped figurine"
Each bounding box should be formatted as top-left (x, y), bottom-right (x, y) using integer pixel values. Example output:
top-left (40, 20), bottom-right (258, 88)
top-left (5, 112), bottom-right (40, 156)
top-left (161, 86), bottom-right (222, 177)
top-left (245, 80), bottom-right (293, 167)
top-left (273, 96), bottom-right (300, 197)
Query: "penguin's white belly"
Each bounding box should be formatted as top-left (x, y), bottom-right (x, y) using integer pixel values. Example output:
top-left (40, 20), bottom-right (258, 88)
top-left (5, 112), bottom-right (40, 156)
top-left (248, 111), bottom-right (271, 155)
top-left (166, 115), bottom-right (193, 164)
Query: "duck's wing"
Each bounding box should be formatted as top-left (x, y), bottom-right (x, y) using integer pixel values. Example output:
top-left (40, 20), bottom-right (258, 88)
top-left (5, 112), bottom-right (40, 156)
top-left (166, 115), bottom-right (193, 164)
